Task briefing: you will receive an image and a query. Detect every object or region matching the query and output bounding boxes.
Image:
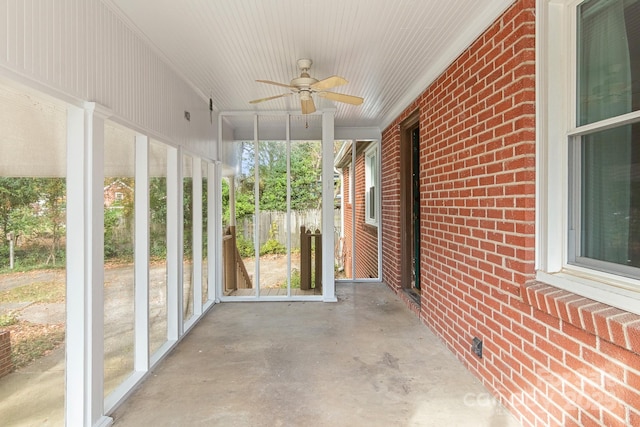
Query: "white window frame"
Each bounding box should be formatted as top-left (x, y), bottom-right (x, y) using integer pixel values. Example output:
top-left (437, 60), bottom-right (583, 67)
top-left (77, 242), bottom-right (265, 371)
top-left (537, 0), bottom-right (640, 315)
top-left (364, 144), bottom-right (378, 226)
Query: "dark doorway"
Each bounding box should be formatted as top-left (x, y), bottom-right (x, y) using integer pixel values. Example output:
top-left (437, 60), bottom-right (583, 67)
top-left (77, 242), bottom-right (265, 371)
top-left (411, 127), bottom-right (421, 290)
top-left (400, 112), bottom-right (420, 303)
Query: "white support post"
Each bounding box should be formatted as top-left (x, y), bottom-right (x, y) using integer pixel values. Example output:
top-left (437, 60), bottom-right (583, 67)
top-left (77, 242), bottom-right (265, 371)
top-left (134, 135), bottom-right (150, 372)
top-left (322, 111), bottom-right (337, 302)
top-left (213, 162), bottom-right (223, 303)
top-left (215, 114), bottom-right (224, 303)
top-left (65, 102), bottom-right (113, 427)
top-left (205, 161), bottom-right (217, 307)
top-left (193, 157), bottom-right (203, 316)
top-left (166, 146), bottom-right (181, 341)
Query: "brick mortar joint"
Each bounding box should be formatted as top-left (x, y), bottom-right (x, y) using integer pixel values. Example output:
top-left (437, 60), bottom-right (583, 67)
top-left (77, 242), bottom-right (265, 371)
top-left (525, 281), bottom-right (640, 355)
top-left (0, 329), bottom-right (11, 377)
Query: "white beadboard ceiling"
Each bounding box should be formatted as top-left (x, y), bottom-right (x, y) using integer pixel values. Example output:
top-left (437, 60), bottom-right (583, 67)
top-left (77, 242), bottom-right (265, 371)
top-left (106, 0), bottom-right (514, 131)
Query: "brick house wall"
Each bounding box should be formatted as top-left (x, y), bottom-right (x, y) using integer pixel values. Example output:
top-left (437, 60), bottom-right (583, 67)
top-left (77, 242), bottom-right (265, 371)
top-left (0, 330), bottom-right (12, 378)
top-left (104, 180), bottom-right (132, 208)
top-left (341, 165), bottom-right (353, 275)
top-left (381, 1), bottom-right (640, 426)
top-left (339, 147), bottom-right (379, 279)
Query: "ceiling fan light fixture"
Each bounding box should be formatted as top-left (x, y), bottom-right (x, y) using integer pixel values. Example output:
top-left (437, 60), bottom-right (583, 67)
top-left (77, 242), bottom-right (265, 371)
top-left (299, 90), bottom-right (312, 101)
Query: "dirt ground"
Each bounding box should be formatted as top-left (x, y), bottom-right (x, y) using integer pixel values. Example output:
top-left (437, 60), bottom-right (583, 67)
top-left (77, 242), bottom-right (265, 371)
top-left (241, 253), bottom-right (300, 288)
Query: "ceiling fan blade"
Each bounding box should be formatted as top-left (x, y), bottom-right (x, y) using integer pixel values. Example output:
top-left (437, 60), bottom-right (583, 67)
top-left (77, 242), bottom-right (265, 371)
top-left (249, 93), bottom-right (291, 104)
top-left (301, 97), bottom-right (316, 114)
top-left (256, 79), bottom-right (294, 89)
top-left (311, 75), bottom-right (348, 91)
top-left (318, 91), bottom-right (364, 105)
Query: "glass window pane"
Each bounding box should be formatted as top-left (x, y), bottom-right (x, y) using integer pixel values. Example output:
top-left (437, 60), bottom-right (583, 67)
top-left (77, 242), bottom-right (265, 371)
top-left (103, 121), bottom-right (135, 396)
top-left (334, 141), bottom-right (348, 279)
top-left (257, 133), bottom-right (288, 294)
top-left (576, 123), bottom-right (640, 270)
top-left (291, 115), bottom-right (323, 295)
top-left (183, 155), bottom-right (194, 321)
top-left (577, 0), bottom-right (640, 125)
top-left (202, 160), bottom-right (209, 305)
top-left (0, 85), bottom-right (67, 426)
top-left (149, 140), bottom-right (168, 357)
top-left (334, 141), bottom-right (380, 280)
top-left (223, 139), bottom-right (256, 297)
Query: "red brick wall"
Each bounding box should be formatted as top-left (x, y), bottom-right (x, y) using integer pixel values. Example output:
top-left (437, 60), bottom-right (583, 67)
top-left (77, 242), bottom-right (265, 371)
top-left (380, 1), bottom-right (640, 426)
top-left (381, 121), bottom-right (402, 292)
top-left (340, 150), bottom-right (379, 279)
top-left (342, 167), bottom-right (353, 276)
top-left (0, 330), bottom-right (12, 378)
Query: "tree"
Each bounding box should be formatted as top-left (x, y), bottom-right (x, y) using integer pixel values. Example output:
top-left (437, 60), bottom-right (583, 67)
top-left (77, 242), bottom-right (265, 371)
top-left (149, 177), bottom-right (167, 258)
top-left (183, 176), bottom-right (193, 258)
top-left (0, 177), bottom-right (40, 244)
top-left (258, 141), bottom-right (288, 211)
top-left (290, 142), bottom-right (322, 210)
top-left (37, 178), bottom-right (66, 265)
top-left (230, 140), bottom-right (323, 216)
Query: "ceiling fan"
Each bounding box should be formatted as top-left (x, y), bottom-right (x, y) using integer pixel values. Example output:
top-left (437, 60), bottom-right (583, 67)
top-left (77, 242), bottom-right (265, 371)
top-left (249, 58), bottom-right (364, 114)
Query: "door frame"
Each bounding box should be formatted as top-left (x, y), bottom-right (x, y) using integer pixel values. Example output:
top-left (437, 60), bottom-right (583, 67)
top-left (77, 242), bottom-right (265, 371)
top-left (399, 111), bottom-right (420, 296)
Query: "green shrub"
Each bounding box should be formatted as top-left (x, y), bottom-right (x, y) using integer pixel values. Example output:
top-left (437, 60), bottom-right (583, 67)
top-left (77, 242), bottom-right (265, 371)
top-left (235, 234), bottom-right (255, 258)
top-left (0, 244), bottom-right (9, 269)
top-left (289, 269), bottom-right (301, 289)
top-left (279, 269), bottom-right (314, 290)
top-left (0, 312), bottom-right (18, 327)
top-left (150, 229), bottom-right (168, 259)
top-left (260, 238), bottom-right (286, 255)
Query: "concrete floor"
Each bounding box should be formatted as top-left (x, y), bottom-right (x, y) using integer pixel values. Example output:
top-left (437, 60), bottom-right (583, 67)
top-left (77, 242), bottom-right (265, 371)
top-left (111, 283), bottom-right (521, 427)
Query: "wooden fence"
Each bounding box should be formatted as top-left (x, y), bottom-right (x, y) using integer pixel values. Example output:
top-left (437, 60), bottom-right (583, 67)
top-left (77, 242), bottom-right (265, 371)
top-left (300, 226), bottom-right (322, 290)
top-left (236, 209), bottom-right (325, 248)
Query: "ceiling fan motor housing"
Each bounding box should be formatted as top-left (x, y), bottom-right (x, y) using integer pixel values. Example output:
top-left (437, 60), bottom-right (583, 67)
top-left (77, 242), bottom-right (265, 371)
top-left (290, 76), bottom-right (319, 90)
top-left (291, 58), bottom-right (318, 90)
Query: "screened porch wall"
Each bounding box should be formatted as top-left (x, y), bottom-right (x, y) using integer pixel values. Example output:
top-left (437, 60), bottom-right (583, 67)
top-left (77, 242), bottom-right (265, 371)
top-left (0, 0), bottom-right (214, 158)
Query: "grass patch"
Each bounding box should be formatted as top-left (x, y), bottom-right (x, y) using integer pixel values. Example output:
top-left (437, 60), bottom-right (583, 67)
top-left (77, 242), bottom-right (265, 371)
top-left (278, 270), bottom-right (305, 289)
top-left (0, 312), bottom-right (19, 327)
top-left (0, 280), bottom-right (65, 304)
top-left (0, 263), bottom-right (65, 275)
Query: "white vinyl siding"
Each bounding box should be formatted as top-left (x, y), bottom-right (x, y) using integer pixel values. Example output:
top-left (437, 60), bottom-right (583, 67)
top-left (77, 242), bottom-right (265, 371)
top-left (0, 0), bottom-right (214, 159)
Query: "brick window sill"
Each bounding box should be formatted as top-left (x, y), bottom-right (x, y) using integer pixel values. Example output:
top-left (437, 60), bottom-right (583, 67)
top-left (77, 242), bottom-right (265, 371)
top-left (524, 282), bottom-right (640, 355)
